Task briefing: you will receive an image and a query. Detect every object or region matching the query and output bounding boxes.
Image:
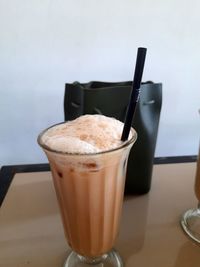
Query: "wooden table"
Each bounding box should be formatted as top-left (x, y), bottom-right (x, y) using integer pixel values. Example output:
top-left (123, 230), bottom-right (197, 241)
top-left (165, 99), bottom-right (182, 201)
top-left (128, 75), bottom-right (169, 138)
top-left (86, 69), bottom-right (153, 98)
top-left (0, 158), bottom-right (199, 267)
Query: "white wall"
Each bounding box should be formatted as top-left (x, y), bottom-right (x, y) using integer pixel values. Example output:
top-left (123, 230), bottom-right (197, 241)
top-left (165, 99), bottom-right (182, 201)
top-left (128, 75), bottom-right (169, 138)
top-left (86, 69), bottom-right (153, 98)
top-left (0, 0), bottom-right (199, 166)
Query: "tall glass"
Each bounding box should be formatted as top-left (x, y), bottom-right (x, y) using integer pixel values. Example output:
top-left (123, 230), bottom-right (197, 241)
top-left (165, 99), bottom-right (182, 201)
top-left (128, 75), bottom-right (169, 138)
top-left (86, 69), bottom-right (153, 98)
top-left (38, 124), bottom-right (137, 267)
top-left (181, 144), bottom-right (200, 243)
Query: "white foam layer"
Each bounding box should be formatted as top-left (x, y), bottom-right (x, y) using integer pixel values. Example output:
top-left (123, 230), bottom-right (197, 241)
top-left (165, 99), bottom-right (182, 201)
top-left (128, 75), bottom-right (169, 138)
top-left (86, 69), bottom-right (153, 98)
top-left (41, 115), bottom-right (134, 154)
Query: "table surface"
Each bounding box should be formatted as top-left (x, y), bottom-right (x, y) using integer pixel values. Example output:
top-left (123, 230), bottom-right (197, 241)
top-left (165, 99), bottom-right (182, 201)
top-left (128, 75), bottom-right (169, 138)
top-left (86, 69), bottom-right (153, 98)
top-left (0, 162), bottom-right (199, 267)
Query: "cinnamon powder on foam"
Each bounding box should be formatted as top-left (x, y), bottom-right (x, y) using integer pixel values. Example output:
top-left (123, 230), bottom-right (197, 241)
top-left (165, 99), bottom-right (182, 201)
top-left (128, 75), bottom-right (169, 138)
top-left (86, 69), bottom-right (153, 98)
top-left (41, 115), bottom-right (134, 154)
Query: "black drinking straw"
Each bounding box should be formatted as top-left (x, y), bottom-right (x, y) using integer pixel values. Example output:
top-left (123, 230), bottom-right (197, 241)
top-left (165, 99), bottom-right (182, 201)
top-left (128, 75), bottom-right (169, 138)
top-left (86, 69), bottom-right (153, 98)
top-left (121, 47), bottom-right (147, 141)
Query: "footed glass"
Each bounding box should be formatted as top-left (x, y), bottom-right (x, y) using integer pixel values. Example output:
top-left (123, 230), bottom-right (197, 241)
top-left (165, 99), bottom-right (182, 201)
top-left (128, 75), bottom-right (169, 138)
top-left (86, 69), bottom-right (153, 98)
top-left (38, 125), bottom-right (137, 267)
top-left (181, 146), bottom-right (200, 243)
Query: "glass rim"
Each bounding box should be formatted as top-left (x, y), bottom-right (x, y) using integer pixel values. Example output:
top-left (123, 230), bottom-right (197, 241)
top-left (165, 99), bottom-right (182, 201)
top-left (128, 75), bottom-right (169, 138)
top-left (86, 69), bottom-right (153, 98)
top-left (37, 122), bottom-right (137, 157)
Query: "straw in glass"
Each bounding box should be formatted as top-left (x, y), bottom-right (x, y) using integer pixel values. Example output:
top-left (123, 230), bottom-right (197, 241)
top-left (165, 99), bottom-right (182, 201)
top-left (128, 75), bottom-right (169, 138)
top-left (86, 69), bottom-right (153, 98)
top-left (121, 47), bottom-right (147, 141)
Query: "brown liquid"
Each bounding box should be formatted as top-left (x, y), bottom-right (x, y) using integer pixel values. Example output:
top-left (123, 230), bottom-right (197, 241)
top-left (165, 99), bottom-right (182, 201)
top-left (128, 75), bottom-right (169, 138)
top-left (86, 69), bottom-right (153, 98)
top-left (195, 146), bottom-right (200, 201)
top-left (46, 150), bottom-right (128, 257)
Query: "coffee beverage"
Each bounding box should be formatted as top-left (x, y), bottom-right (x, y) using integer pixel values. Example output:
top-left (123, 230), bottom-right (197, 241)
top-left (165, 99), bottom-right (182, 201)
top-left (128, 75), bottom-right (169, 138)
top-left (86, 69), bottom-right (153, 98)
top-left (38, 115), bottom-right (136, 258)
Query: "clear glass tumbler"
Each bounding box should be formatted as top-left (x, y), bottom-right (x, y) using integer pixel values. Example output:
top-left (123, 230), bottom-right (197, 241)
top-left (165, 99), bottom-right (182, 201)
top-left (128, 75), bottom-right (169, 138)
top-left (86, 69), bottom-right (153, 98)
top-left (181, 145), bottom-right (200, 243)
top-left (38, 124), bottom-right (137, 267)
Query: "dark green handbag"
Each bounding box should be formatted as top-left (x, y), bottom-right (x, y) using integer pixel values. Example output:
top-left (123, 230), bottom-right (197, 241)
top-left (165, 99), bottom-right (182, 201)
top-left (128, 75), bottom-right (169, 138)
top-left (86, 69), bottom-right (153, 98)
top-left (64, 81), bottom-right (162, 194)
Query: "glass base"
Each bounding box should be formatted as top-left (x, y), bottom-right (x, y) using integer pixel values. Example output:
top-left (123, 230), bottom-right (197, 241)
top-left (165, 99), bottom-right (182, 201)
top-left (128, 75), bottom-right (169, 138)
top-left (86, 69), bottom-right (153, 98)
top-left (181, 208), bottom-right (200, 243)
top-left (63, 249), bottom-right (123, 267)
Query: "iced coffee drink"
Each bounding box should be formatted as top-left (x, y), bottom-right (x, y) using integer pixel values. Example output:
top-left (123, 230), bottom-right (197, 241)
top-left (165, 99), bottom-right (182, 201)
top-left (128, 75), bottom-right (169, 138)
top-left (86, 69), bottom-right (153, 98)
top-left (181, 143), bottom-right (200, 243)
top-left (38, 115), bottom-right (137, 267)
top-left (194, 146), bottom-right (200, 201)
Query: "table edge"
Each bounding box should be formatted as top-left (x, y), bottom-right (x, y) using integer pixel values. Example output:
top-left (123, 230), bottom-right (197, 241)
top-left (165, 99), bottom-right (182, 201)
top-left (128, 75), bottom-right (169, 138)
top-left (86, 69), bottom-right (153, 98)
top-left (0, 156), bottom-right (197, 207)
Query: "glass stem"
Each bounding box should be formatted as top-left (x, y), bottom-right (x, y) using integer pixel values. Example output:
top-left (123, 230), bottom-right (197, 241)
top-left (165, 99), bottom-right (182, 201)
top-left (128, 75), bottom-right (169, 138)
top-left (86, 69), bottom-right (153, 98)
top-left (77, 253), bottom-right (108, 264)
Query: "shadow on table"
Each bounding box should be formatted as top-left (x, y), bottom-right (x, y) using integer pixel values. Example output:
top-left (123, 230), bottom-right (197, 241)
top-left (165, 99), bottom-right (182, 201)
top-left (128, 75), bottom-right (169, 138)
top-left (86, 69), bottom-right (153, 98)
top-left (116, 194), bottom-right (149, 262)
top-left (173, 240), bottom-right (200, 267)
